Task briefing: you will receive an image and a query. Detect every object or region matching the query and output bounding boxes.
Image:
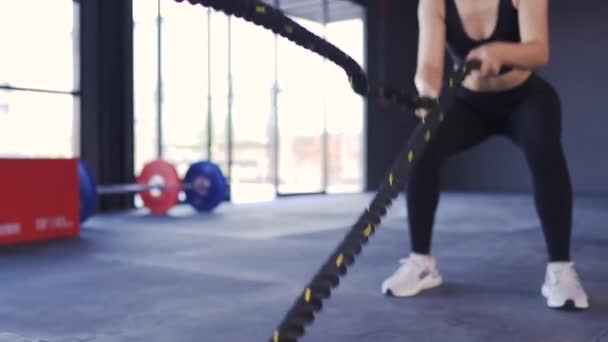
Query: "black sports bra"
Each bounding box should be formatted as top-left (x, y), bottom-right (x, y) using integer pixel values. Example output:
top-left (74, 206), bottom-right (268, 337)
top-left (445, 0), bottom-right (521, 74)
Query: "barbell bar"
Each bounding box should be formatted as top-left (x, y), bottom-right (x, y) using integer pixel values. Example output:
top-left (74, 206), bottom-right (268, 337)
top-left (79, 159), bottom-right (228, 222)
top-left (96, 180), bottom-right (206, 195)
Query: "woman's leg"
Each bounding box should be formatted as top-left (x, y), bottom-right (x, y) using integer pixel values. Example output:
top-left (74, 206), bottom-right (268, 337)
top-left (505, 77), bottom-right (589, 309)
top-left (505, 76), bottom-right (572, 262)
top-left (382, 98), bottom-right (492, 297)
top-left (407, 98), bottom-right (491, 254)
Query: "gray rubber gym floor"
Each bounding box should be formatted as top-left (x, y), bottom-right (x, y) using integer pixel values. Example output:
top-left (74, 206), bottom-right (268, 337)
top-left (1, 193), bottom-right (607, 342)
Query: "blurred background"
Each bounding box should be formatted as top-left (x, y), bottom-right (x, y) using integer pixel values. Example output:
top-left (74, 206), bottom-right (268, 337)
top-left (1, 0), bottom-right (606, 210)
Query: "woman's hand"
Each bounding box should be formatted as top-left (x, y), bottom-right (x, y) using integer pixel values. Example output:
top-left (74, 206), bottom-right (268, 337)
top-left (466, 43), bottom-right (504, 78)
top-left (414, 92), bottom-right (437, 122)
top-left (415, 107), bottom-right (430, 121)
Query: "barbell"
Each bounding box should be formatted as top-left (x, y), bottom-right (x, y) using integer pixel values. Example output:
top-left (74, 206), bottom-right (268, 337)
top-left (78, 159), bottom-right (229, 222)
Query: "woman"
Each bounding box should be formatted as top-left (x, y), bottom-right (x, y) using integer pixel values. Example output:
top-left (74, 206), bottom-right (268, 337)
top-left (381, 0), bottom-right (589, 310)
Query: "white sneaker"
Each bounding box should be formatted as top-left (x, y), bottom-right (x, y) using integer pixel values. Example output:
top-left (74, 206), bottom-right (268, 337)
top-left (381, 253), bottom-right (443, 297)
top-left (541, 261), bottom-right (589, 310)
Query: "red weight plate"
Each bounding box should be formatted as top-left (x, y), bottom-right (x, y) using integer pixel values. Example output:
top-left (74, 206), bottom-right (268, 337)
top-left (136, 160), bottom-right (180, 214)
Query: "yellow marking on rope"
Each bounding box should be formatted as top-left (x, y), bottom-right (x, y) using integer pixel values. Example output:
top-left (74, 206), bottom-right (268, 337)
top-left (449, 78), bottom-right (454, 88)
top-left (389, 173), bottom-right (394, 186)
top-left (363, 224), bottom-right (373, 237)
top-left (408, 150), bottom-right (414, 163)
top-left (336, 254), bottom-right (345, 267)
top-left (285, 25), bottom-right (294, 34)
top-left (425, 130), bottom-right (431, 142)
top-left (255, 5), bottom-right (266, 14)
top-left (273, 331), bottom-right (280, 342)
top-left (304, 288), bottom-right (312, 303)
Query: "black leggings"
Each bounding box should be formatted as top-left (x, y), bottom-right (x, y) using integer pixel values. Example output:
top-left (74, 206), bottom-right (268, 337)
top-left (406, 74), bottom-right (572, 262)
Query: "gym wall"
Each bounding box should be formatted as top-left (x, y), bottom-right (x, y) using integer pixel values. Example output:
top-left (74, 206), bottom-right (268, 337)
top-left (365, 0), bottom-right (608, 195)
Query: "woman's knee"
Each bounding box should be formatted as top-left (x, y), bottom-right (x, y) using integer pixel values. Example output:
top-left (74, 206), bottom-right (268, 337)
top-left (522, 139), bottom-right (570, 183)
top-left (519, 131), bottom-right (563, 158)
top-left (528, 76), bottom-right (563, 126)
top-left (407, 143), bottom-right (443, 189)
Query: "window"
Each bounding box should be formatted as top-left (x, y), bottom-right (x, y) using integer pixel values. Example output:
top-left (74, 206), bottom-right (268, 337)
top-left (133, 0), bottom-right (365, 203)
top-left (231, 16), bottom-right (276, 202)
top-left (133, 0), bottom-right (159, 173)
top-left (325, 18), bottom-right (365, 193)
top-left (133, 0), bottom-right (214, 177)
top-left (0, 0), bottom-right (79, 158)
top-left (161, 2), bottom-right (209, 176)
top-left (209, 11), bottom-right (230, 177)
top-left (276, 17), bottom-right (326, 194)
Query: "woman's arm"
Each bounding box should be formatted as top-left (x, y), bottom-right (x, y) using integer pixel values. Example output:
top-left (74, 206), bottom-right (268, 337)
top-left (415, 0), bottom-right (447, 98)
top-left (467, 0), bottom-right (550, 77)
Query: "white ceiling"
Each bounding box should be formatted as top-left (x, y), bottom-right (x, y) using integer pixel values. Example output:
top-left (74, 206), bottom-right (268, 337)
top-left (261, 0), bottom-right (363, 23)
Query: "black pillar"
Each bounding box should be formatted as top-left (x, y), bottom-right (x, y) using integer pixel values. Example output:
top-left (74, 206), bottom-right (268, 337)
top-left (80, 0), bottom-right (135, 211)
top-left (365, 0), bottom-right (419, 190)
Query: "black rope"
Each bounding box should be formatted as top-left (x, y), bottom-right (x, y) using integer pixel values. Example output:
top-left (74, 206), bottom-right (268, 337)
top-left (174, 1), bottom-right (480, 341)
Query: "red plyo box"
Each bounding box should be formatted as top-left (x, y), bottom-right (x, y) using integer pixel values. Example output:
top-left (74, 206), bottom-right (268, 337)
top-left (0, 158), bottom-right (80, 246)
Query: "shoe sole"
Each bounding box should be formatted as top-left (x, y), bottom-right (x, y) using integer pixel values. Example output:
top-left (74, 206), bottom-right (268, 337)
top-left (383, 275), bottom-right (443, 297)
top-left (541, 285), bottom-right (589, 310)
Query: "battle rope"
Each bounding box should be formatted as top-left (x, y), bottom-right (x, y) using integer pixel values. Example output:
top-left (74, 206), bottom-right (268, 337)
top-left (174, 1), bottom-right (480, 341)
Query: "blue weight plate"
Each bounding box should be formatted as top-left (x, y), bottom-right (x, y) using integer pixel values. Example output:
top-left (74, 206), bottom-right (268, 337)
top-left (184, 161), bottom-right (227, 212)
top-left (78, 161), bottom-right (98, 222)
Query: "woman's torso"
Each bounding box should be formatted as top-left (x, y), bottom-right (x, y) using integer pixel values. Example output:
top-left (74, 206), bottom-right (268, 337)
top-left (445, 0), bottom-right (532, 92)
